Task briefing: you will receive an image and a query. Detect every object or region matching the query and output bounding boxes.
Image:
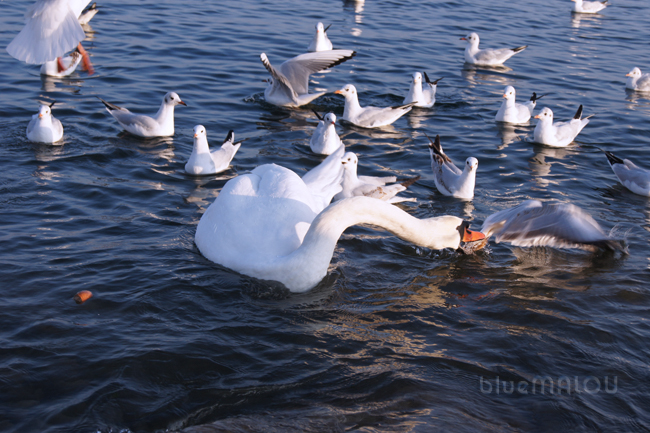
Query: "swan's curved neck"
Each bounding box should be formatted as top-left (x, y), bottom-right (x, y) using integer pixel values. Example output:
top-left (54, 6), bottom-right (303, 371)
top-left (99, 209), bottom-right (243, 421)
top-left (278, 197), bottom-right (463, 291)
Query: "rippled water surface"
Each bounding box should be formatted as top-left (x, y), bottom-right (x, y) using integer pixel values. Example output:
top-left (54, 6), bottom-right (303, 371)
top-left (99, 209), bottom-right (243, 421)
top-left (2, 0), bottom-right (650, 431)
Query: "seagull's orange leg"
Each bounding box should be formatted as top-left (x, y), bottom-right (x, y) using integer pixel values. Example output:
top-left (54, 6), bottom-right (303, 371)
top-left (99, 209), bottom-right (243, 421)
top-left (77, 43), bottom-right (94, 75)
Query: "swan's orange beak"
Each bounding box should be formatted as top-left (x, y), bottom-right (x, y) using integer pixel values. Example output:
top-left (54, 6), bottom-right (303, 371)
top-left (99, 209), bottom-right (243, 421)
top-left (457, 222), bottom-right (487, 254)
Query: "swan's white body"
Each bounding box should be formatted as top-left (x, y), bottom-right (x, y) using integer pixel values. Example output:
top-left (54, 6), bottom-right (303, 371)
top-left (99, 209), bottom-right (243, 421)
top-left (308, 22), bottom-right (333, 52)
top-left (99, 92), bottom-right (186, 137)
top-left (428, 135), bottom-right (478, 200)
top-left (27, 104), bottom-right (63, 144)
top-left (626, 67), bottom-right (650, 92)
top-left (495, 86), bottom-right (538, 124)
top-left (195, 163), bottom-right (473, 292)
top-left (605, 151), bottom-right (650, 197)
top-left (7, 0), bottom-right (91, 64)
top-left (185, 126), bottom-right (241, 175)
top-left (482, 200), bottom-right (624, 252)
top-left (260, 50), bottom-right (356, 107)
top-left (310, 112), bottom-right (342, 155)
top-left (336, 84), bottom-right (415, 128)
top-left (39, 51), bottom-right (82, 77)
top-left (461, 32), bottom-right (527, 67)
top-left (403, 72), bottom-right (442, 108)
top-left (533, 106), bottom-right (590, 147)
top-left (572, 0), bottom-right (608, 14)
top-left (334, 152), bottom-right (417, 203)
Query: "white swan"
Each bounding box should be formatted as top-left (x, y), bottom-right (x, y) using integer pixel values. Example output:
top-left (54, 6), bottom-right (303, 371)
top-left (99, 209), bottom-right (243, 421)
top-left (185, 126), bottom-right (241, 175)
top-left (27, 104), bottom-right (63, 144)
top-left (310, 111), bottom-right (342, 155)
top-left (461, 32), bottom-right (527, 67)
top-left (308, 22), bottom-right (333, 52)
top-left (98, 91), bottom-right (187, 138)
top-left (195, 163), bottom-right (486, 292)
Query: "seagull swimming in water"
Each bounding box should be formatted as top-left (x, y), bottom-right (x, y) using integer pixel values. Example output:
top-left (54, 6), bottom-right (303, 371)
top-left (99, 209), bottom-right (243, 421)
top-left (310, 111), bottom-right (343, 156)
top-left (572, 0), bottom-right (609, 14)
top-left (335, 84), bottom-right (415, 128)
top-left (496, 86), bottom-right (545, 124)
top-left (461, 32), bottom-right (527, 67)
top-left (604, 151), bottom-right (650, 197)
top-left (403, 72), bottom-right (443, 108)
top-left (533, 105), bottom-right (591, 147)
top-left (98, 91), bottom-right (187, 138)
top-left (27, 103), bottom-right (63, 144)
top-left (427, 134), bottom-right (478, 200)
top-left (185, 127), bottom-right (241, 176)
top-left (308, 22), bottom-right (333, 52)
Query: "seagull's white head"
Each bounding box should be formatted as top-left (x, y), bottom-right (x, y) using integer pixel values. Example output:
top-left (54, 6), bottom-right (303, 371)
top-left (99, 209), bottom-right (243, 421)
top-left (461, 32), bottom-right (480, 45)
top-left (334, 84), bottom-right (357, 98)
top-left (503, 85), bottom-right (516, 100)
top-left (315, 22), bottom-right (325, 33)
top-left (626, 67), bottom-right (642, 78)
top-left (534, 107), bottom-right (554, 122)
top-left (193, 125), bottom-right (206, 139)
top-left (341, 151), bottom-right (359, 170)
top-left (465, 157), bottom-right (479, 172)
top-left (324, 112), bottom-right (337, 125)
top-left (412, 72), bottom-right (422, 85)
top-left (37, 104), bottom-right (52, 119)
top-left (164, 91), bottom-right (187, 107)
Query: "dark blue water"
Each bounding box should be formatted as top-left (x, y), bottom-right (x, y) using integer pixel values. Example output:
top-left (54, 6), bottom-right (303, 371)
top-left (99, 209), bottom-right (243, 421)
top-left (1, 0), bottom-right (649, 431)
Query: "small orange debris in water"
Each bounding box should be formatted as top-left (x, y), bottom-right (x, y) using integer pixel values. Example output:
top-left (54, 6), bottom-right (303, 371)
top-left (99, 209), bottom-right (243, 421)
top-left (74, 290), bottom-right (93, 304)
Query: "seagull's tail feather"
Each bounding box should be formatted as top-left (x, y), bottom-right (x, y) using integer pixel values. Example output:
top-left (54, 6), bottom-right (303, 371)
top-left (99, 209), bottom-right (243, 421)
top-left (425, 133), bottom-right (453, 164)
top-left (511, 45), bottom-right (528, 53)
top-left (573, 104), bottom-right (583, 120)
top-left (97, 96), bottom-right (122, 112)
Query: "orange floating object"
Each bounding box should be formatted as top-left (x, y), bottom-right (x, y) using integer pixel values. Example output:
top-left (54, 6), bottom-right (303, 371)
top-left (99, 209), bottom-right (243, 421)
top-left (74, 290), bottom-right (93, 304)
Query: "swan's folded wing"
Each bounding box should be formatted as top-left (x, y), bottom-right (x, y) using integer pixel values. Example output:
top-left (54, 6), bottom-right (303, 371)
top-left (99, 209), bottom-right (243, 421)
top-left (280, 50), bottom-right (356, 95)
top-left (302, 144), bottom-right (345, 210)
top-left (483, 201), bottom-right (623, 251)
top-left (7, 0), bottom-right (86, 64)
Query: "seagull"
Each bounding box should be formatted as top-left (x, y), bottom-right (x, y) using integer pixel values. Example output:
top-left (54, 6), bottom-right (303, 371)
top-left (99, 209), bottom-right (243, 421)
top-left (7, 0), bottom-right (94, 74)
top-left (308, 22), bottom-right (333, 52)
top-left (185, 126), bottom-right (241, 176)
top-left (98, 91), bottom-right (187, 138)
top-left (310, 111), bottom-right (343, 155)
top-left (533, 105), bottom-right (591, 147)
top-left (334, 152), bottom-right (419, 203)
top-left (403, 72), bottom-right (443, 108)
top-left (496, 86), bottom-right (545, 124)
top-left (260, 50), bottom-right (356, 107)
top-left (427, 134), bottom-right (478, 200)
top-left (335, 84), bottom-right (415, 128)
top-left (625, 67), bottom-right (650, 92)
top-left (482, 200), bottom-right (624, 252)
top-left (27, 103), bottom-right (63, 144)
top-left (461, 32), bottom-right (527, 67)
top-left (39, 50), bottom-right (82, 77)
top-left (572, 0), bottom-right (609, 14)
top-left (604, 151), bottom-right (650, 197)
